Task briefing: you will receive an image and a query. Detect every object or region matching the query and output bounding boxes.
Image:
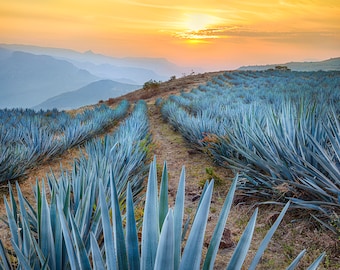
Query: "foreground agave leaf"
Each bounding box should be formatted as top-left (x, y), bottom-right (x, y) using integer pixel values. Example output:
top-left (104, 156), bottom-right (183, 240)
top-left (0, 158), bottom-right (325, 269)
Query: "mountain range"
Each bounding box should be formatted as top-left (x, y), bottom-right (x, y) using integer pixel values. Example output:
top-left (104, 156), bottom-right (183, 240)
top-left (0, 49), bottom-right (98, 108)
top-left (0, 44), bottom-right (192, 109)
top-left (238, 57), bottom-right (340, 71)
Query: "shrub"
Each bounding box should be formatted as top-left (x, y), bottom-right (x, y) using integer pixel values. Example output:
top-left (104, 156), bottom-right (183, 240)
top-left (143, 79), bottom-right (161, 90)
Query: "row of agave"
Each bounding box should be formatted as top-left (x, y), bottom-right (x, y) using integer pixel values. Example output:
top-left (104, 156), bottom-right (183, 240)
top-left (160, 70), bottom-right (340, 234)
top-left (0, 100), bottom-right (151, 269)
top-left (0, 101), bottom-right (129, 182)
top-left (0, 156), bottom-right (325, 269)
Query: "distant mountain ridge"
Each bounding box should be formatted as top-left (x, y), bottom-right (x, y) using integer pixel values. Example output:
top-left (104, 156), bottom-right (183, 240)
top-left (0, 44), bottom-right (192, 109)
top-left (0, 49), bottom-right (98, 108)
top-left (0, 44), bottom-right (193, 83)
top-left (238, 57), bottom-right (340, 71)
top-left (34, 79), bottom-right (141, 110)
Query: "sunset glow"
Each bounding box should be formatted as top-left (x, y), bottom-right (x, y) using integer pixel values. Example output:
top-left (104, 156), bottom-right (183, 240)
top-left (1, 0), bottom-right (339, 70)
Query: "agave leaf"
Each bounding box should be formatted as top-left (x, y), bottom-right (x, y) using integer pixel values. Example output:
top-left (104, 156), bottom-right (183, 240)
top-left (173, 166), bottom-right (186, 269)
top-left (140, 158), bottom-right (159, 270)
top-left (4, 198), bottom-right (19, 248)
top-left (90, 233), bottom-right (106, 270)
top-left (203, 174), bottom-right (238, 270)
top-left (40, 256), bottom-right (50, 270)
top-left (226, 208), bottom-right (258, 270)
top-left (306, 252), bottom-right (325, 270)
top-left (159, 161), bottom-right (169, 230)
top-left (50, 198), bottom-right (64, 270)
top-left (20, 215), bottom-right (32, 262)
top-left (179, 180), bottom-right (214, 270)
top-left (195, 180), bottom-right (209, 215)
top-left (73, 178), bottom-right (91, 235)
top-left (16, 183), bottom-right (32, 259)
top-left (311, 214), bottom-right (338, 235)
top-left (181, 216), bottom-right (191, 242)
top-left (11, 239), bottom-right (31, 269)
top-left (16, 182), bottom-right (28, 225)
top-left (126, 182), bottom-right (140, 270)
top-left (0, 240), bottom-right (12, 270)
top-left (110, 171), bottom-right (128, 270)
top-left (31, 234), bottom-right (50, 269)
top-left (69, 213), bottom-right (92, 269)
top-left (8, 182), bottom-right (18, 222)
top-left (248, 201), bottom-right (291, 269)
top-left (154, 209), bottom-right (174, 270)
top-left (63, 183), bottom-right (71, 217)
top-left (40, 180), bottom-right (56, 270)
top-left (286, 249), bottom-right (306, 270)
top-left (57, 200), bottom-right (80, 270)
top-left (99, 181), bottom-right (117, 270)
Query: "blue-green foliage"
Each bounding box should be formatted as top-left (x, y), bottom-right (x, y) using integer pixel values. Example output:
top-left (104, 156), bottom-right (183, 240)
top-left (0, 158), bottom-right (324, 269)
top-left (0, 100), bottom-right (129, 182)
top-left (161, 70), bottom-right (340, 231)
top-left (0, 100), bottom-right (150, 269)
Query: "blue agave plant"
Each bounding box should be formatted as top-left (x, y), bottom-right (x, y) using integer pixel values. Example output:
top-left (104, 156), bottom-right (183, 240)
top-left (0, 158), bottom-right (325, 269)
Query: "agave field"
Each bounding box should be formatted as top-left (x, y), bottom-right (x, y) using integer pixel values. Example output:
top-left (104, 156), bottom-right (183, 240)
top-left (0, 70), bottom-right (339, 269)
top-left (0, 100), bottom-right (129, 182)
top-left (0, 100), bottom-right (152, 269)
top-left (161, 70), bottom-right (340, 234)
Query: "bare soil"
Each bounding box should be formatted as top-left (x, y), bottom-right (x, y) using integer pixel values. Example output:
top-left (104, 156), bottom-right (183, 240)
top-left (0, 71), bottom-right (339, 269)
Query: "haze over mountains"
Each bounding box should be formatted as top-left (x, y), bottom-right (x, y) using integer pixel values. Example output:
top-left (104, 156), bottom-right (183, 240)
top-left (0, 44), bottom-right (339, 110)
top-left (0, 44), bottom-right (192, 109)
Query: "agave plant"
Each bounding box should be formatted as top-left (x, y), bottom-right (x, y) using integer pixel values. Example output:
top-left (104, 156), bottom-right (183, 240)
top-left (0, 158), bottom-right (325, 269)
top-left (0, 101), bottom-right (130, 183)
top-left (161, 70), bottom-right (340, 232)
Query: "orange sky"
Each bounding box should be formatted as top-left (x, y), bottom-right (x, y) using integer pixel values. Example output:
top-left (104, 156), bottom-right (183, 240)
top-left (1, 0), bottom-right (339, 70)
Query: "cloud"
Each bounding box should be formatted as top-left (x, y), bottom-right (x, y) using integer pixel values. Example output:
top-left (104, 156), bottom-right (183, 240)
top-left (174, 24), bottom-right (339, 45)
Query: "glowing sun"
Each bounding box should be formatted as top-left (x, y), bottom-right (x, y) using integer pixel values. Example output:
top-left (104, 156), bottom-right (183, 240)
top-left (185, 13), bottom-right (220, 32)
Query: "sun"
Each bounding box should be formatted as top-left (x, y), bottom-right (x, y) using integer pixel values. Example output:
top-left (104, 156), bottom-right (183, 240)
top-left (175, 13), bottom-right (223, 43)
top-left (185, 13), bottom-right (220, 32)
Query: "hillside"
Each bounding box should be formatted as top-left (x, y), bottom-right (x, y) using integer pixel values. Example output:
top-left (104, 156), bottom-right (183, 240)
top-left (34, 79), bottom-right (141, 110)
top-left (0, 70), bottom-right (339, 269)
top-left (238, 57), bottom-right (340, 71)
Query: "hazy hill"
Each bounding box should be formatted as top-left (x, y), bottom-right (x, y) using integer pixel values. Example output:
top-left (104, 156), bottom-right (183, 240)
top-left (69, 60), bottom-right (167, 84)
top-left (0, 47), bottom-right (12, 60)
top-left (34, 79), bottom-right (140, 110)
top-left (238, 57), bottom-right (340, 71)
top-left (0, 44), bottom-right (193, 83)
top-left (0, 50), bottom-right (98, 108)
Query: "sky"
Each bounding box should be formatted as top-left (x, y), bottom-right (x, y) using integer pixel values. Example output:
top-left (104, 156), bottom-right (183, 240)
top-left (1, 0), bottom-right (340, 70)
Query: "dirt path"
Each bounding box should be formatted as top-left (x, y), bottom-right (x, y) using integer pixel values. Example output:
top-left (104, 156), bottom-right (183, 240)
top-left (148, 102), bottom-right (235, 268)
top-left (148, 102), bottom-right (233, 201)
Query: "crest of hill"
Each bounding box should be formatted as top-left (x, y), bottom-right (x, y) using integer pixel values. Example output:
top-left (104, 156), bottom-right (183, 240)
top-left (103, 71), bottom-right (225, 107)
top-left (238, 57), bottom-right (340, 71)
